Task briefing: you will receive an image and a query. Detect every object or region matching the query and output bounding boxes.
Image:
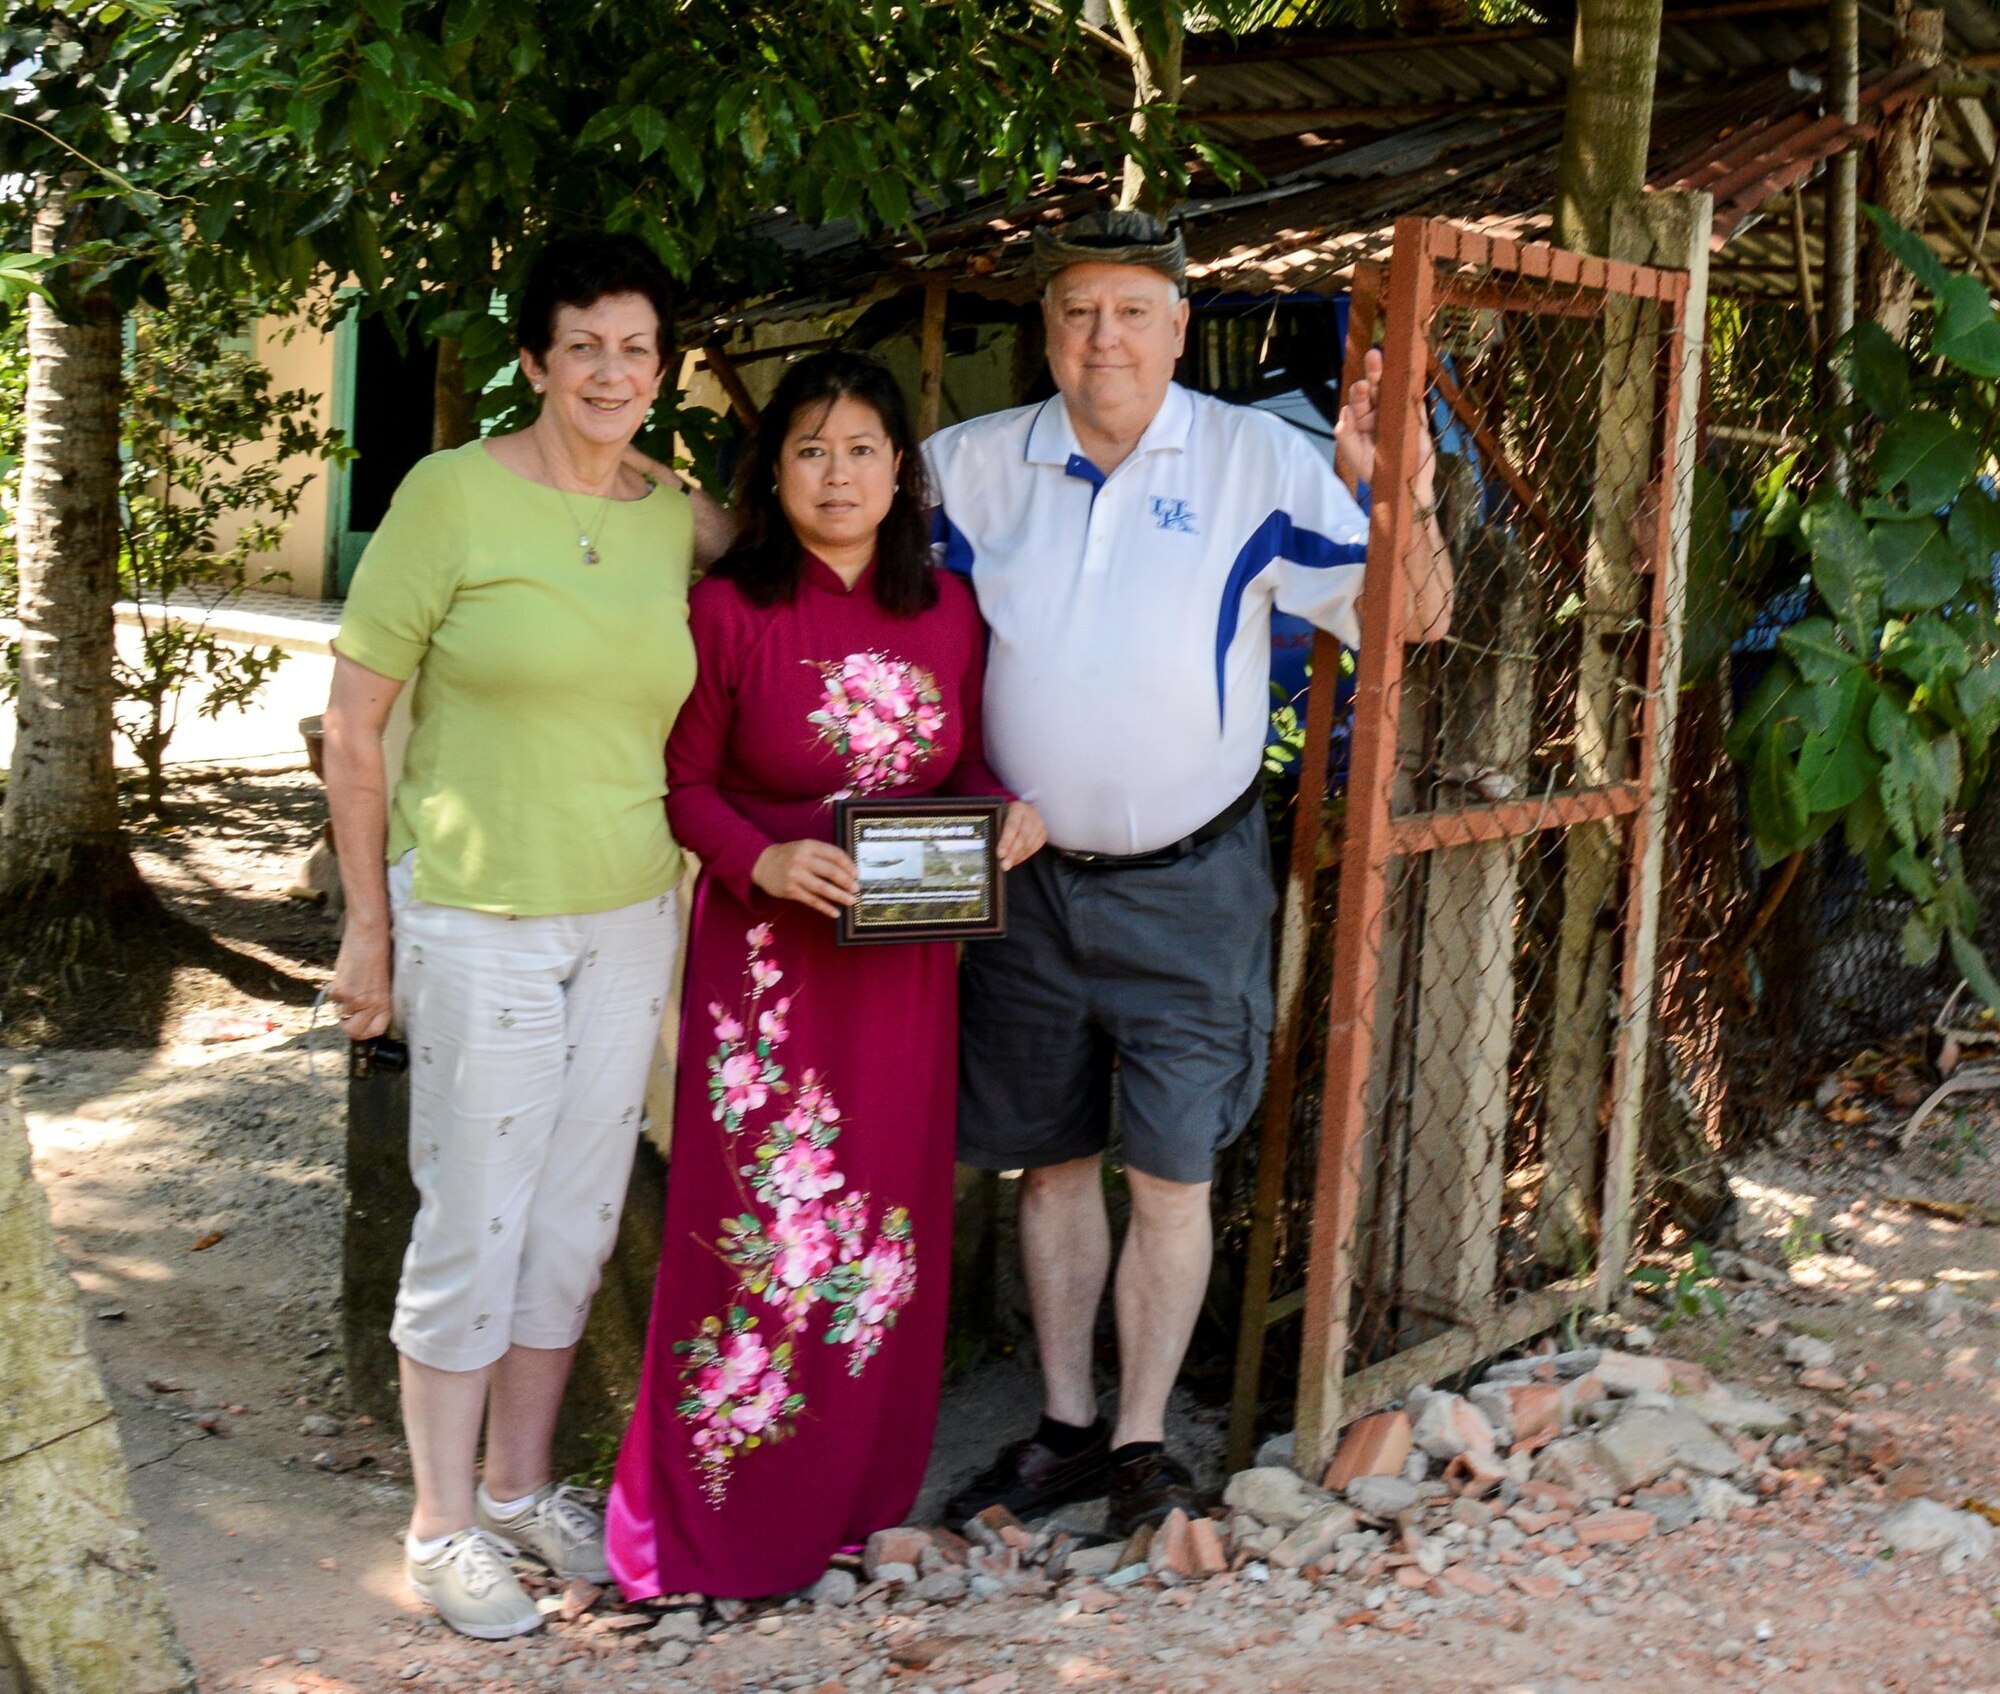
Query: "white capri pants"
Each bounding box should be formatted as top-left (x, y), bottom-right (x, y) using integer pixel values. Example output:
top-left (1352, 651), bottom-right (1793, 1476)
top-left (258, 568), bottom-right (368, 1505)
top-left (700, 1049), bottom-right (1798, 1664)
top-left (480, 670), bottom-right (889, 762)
top-left (388, 853), bottom-right (679, 1372)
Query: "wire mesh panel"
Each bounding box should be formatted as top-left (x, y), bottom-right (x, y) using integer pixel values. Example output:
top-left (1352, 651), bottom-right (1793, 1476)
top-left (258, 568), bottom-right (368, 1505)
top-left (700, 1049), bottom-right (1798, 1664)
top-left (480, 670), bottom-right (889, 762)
top-left (1646, 293), bottom-right (1950, 1239)
top-left (1640, 296), bottom-right (1824, 1221)
top-left (1282, 219), bottom-right (1693, 1475)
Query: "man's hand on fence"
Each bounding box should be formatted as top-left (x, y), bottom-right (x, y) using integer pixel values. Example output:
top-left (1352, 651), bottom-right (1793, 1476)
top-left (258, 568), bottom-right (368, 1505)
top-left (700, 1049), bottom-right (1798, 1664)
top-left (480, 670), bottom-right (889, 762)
top-left (1336, 346), bottom-right (1451, 642)
top-left (1335, 346), bottom-right (1437, 509)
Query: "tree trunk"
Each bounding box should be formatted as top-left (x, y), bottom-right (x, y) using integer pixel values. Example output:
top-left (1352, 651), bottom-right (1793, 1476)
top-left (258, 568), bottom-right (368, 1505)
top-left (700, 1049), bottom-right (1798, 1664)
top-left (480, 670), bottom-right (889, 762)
top-left (1825, 0), bottom-right (1861, 493)
top-left (1109, 1), bottom-right (1184, 215)
top-left (1552, 0), bottom-right (1666, 256)
top-left (1862, 7), bottom-right (1946, 344)
top-left (1538, 5), bottom-right (1665, 1263)
top-left (431, 337), bottom-right (479, 452)
top-left (1, 183), bottom-right (156, 973)
top-left (0, 1084), bottom-right (195, 1693)
top-left (1535, 255), bottom-right (1659, 1266)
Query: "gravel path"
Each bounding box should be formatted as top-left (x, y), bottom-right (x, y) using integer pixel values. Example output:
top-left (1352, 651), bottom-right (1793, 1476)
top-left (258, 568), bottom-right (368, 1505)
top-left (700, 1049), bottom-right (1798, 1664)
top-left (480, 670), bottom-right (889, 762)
top-left (16, 1020), bottom-right (1999, 1694)
top-left (8, 773), bottom-right (2000, 1694)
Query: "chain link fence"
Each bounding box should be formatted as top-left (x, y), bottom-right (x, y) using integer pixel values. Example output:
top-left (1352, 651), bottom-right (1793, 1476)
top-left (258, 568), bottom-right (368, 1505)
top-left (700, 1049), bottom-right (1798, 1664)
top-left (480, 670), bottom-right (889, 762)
top-left (1227, 218), bottom-right (1697, 1473)
top-left (1646, 290), bottom-right (1955, 1238)
top-left (1637, 294), bottom-right (1825, 1236)
top-left (1220, 227), bottom-right (1976, 1472)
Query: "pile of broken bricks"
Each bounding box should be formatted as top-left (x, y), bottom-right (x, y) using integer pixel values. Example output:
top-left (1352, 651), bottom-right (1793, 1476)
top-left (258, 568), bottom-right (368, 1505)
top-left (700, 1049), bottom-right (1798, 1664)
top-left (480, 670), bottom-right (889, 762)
top-left (1103, 1346), bottom-right (1775, 1615)
top-left (823, 1337), bottom-right (1992, 1638)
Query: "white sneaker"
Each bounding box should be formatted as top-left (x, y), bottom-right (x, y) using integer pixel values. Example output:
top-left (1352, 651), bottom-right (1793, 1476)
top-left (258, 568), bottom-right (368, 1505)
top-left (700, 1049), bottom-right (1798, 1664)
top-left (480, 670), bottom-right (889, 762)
top-left (405, 1528), bottom-right (543, 1640)
top-left (478, 1483), bottom-right (611, 1584)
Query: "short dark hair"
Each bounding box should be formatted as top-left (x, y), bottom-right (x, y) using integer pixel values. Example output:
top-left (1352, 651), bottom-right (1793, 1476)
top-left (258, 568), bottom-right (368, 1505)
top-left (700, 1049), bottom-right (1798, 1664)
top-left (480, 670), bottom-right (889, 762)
top-left (710, 352), bottom-right (939, 618)
top-left (515, 234), bottom-right (674, 359)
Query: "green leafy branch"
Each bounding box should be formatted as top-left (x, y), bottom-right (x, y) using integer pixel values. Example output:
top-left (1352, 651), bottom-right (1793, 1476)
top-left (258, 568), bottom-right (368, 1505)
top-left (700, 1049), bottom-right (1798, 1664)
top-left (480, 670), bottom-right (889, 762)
top-left (0, 253), bottom-right (56, 313)
top-left (1730, 208), bottom-right (2000, 1005)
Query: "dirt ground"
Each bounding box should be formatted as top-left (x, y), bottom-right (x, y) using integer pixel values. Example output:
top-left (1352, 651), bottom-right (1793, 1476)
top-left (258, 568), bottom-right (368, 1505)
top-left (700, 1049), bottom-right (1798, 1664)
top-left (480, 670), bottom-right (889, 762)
top-left (9, 771), bottom-right (2000, 1694)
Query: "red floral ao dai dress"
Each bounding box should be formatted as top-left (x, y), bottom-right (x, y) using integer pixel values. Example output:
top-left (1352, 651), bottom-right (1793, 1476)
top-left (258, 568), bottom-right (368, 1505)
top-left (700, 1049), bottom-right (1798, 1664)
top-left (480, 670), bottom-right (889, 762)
top-left (604, 557), bottom-right (1005, 1599)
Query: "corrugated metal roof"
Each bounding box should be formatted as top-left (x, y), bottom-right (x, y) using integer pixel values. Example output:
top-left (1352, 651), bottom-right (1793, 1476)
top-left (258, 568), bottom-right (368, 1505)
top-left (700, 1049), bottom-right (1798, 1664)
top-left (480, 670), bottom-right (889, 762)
top-left (1179, 0), bottom-right (1840, 142)
top-left (690, 6), bottom-right (1998, 331)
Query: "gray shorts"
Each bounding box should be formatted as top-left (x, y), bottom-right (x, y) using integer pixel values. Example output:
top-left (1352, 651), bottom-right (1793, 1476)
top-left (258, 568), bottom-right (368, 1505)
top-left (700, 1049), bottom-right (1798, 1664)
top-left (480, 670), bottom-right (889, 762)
top-left (957, 806), bottom-right (1276, 1186)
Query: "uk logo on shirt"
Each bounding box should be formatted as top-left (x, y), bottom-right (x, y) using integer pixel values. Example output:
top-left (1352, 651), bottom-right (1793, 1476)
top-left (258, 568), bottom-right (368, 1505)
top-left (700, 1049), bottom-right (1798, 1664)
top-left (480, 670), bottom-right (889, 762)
top-left (1149, 495), bottom-right (1199, 535)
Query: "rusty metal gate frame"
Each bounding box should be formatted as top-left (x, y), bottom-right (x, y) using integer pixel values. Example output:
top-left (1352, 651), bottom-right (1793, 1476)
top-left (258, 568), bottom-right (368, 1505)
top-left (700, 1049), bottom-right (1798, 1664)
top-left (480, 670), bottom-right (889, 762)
top-left (1225, 216), bottom-right (1694, 1477)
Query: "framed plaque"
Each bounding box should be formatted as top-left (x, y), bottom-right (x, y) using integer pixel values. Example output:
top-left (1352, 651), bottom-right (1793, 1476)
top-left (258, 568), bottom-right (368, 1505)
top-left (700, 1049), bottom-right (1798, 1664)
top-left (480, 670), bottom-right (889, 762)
top-left (834, 795), bottom-right (1007, 946)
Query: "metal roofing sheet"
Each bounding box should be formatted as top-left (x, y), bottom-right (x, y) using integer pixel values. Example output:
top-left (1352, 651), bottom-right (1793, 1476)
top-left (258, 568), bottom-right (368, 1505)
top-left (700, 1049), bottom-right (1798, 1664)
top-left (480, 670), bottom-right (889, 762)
top-left (1175, 0), bottom-right (1999, 143)
top-left (693, 10), bottom-right (1996, 330)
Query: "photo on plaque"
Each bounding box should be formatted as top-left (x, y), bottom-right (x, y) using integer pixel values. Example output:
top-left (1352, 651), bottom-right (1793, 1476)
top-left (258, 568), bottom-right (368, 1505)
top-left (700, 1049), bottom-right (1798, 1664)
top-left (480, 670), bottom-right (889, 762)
top-left (834, 795), bottom-right (1007, 946)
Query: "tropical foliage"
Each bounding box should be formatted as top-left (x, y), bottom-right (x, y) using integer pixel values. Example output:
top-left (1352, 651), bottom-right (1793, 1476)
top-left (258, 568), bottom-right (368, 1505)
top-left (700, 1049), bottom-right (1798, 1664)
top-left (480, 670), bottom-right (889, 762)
top-left (172, 0), bottom-right (1189, 432)
top-left (1729, 210), bottom-right (2000, 1003)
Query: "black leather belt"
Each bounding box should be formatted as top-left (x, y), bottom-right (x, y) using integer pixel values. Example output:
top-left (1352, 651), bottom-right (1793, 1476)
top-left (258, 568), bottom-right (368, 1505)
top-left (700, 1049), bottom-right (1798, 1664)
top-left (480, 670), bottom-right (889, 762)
top-left (1052, 778), bottom-right (1262, 871)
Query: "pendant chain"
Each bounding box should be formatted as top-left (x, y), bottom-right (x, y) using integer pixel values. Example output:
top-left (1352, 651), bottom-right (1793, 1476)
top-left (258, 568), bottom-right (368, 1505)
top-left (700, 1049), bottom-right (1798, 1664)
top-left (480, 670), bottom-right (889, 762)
top-left (533, 431), bottom-right (614, 566)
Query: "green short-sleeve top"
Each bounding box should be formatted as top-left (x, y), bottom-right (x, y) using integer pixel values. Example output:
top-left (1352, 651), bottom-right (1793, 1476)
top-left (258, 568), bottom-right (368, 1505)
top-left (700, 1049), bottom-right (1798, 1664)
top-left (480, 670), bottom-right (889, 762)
top-left (334, 442), bottom-right (696, 916)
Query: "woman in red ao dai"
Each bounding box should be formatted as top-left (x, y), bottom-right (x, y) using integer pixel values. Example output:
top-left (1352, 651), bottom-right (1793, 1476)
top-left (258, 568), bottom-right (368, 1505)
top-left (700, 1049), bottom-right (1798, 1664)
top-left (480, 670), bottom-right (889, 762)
top-left (605, 352), bottom-right (1045, 1599)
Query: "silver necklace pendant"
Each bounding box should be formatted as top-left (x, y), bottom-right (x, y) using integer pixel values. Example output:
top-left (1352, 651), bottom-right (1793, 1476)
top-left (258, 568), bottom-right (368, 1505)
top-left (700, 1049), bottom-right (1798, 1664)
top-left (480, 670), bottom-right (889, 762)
top-left (534, 434), bottom-right (610, 565)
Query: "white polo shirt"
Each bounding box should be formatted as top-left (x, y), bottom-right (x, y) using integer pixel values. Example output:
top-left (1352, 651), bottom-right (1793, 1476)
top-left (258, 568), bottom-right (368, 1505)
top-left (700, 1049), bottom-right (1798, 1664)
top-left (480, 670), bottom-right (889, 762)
top-left (925, 381), bottom-right (1368, 855)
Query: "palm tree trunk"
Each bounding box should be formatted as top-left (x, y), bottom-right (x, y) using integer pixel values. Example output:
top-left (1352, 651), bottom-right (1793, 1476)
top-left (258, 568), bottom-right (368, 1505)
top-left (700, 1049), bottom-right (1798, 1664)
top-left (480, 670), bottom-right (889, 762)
top-left (0, 1082), bottom-right (195, 1692)
top-left (1, 182), bottom-right (156, 980)
top-left (1553, 0), bottom-right (1666, 256)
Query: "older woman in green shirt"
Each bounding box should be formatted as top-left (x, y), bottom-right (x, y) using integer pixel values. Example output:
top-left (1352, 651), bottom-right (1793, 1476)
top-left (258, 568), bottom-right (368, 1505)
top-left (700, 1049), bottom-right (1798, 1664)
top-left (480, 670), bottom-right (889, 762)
top-left (323, 234), bottom-right (727, 1640)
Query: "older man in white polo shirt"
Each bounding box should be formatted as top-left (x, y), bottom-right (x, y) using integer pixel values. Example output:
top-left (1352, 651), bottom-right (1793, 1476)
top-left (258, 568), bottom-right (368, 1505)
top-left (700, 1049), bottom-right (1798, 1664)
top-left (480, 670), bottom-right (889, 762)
top-left (927, 209), bottom-right (1451, 1533)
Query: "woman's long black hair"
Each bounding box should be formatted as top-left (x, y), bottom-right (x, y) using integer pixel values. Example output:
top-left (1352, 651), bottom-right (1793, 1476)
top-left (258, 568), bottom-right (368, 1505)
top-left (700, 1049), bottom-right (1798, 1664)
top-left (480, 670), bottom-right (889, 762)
top-left (710, 351), bottom-right (940, 616)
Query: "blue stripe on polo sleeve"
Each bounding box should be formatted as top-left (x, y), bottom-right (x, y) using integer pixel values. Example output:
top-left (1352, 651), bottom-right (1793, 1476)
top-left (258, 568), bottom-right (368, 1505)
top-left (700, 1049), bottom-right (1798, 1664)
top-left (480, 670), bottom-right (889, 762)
top-left (1213, 512), bottom-right (1368, 729)
top-left (929, 506), bottom-right (975, 579)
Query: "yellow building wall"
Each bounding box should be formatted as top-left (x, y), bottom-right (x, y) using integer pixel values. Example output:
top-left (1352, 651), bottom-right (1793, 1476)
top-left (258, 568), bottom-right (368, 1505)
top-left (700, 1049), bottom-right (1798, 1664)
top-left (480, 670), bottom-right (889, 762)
top-left (234, 308), bottom-right (340, 600)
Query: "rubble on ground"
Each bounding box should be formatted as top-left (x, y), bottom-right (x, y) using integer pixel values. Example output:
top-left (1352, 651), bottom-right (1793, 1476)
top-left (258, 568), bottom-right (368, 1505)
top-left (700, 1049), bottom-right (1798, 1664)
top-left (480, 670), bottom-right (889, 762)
top-left (754, 1330), bottom-right (1993, 1655)
top-left (323, 1253), bottom-right (2000, 1687)
top-left (1876, 1497), bottom-right (1997, 1573)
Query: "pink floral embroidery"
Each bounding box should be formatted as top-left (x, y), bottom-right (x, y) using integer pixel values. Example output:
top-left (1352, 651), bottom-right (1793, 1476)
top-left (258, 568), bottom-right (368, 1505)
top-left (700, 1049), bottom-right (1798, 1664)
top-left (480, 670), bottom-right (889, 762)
top-left (676, 924), bottom-right (919, 1502)
top-left (834, 1224), bottom-right (916, 1366)
top-left (714, 1052), bottom-right (768, 1122)
top-left (806, 652), bottom-right (946, 798)
top-left (796, 1068), bottom-right (840, 1122)
top-left (679, 1310), bottom-right (804, 1475)
top-left (766, 1134), bottom-right (841, 1203)
top-left (698, 1324), bottom-right (769, 1407)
